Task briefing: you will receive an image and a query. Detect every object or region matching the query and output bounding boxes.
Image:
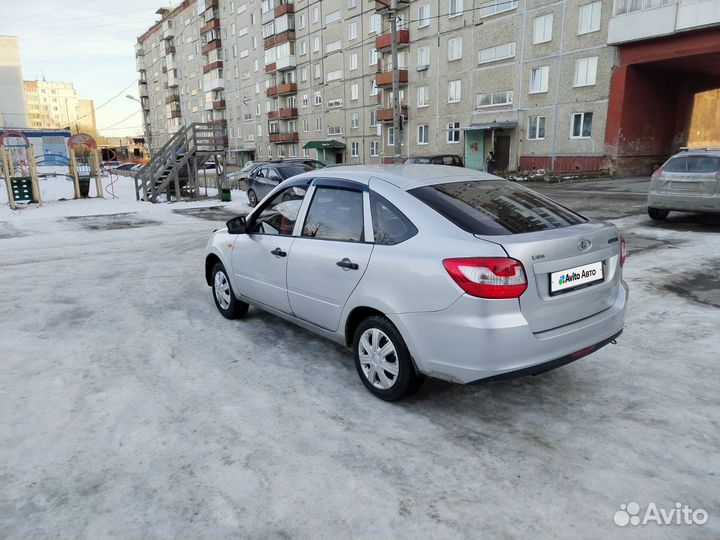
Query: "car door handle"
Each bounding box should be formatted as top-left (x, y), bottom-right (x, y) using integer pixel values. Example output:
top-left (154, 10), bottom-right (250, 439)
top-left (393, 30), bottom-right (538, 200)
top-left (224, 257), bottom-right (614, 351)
top-left (271, 247), bottom-right (287, 258)
top-left (336, 258), bottom-right (359, 270)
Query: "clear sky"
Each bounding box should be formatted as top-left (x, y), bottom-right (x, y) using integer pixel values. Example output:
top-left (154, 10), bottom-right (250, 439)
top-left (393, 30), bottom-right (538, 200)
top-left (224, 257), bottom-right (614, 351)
top-left (1, 0), bottom-right (171, 137)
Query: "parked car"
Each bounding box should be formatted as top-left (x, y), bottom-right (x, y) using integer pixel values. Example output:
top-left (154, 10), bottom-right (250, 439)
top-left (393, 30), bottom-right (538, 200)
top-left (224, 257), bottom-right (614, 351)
top-left (280, 158), bottom-right (326, 170)
top-left (647, 149), bottom-right (720, 220)
top-left (227, 161), bottom-right (267, 186)
top-left (101, 160), bottom-right (122, 168)
top-left (406, 154), bottom-right (464, 167)
top-left (245, 163), bottom-right (312, 207)
top-left (113, 163), bottom-right (137, 171)
top-left (206, 165), bottom-right (628, 401)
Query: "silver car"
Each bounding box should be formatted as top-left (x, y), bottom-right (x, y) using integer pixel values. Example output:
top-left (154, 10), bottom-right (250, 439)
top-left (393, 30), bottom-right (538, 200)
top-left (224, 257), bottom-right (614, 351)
top-left (205, 166), bottom-right (628, 400)
top-left (648, 149), bottom-right (720, 220)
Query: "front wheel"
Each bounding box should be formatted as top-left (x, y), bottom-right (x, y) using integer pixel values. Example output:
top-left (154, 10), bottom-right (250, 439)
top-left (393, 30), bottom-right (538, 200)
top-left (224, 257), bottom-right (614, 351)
top-left (247, 189), bottom-right (258, 207)
top-left (353, 316), bottom-right (424, 401)
top-left (648, 207), bottom-right (669, 220)
top-left (212, 262), bottom-right (249, 319)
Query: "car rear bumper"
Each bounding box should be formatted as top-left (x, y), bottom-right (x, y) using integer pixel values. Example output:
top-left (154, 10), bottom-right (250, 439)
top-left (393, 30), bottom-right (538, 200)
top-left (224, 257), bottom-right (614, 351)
top-left (648, 192), bottom-right (720, 213)
top-left (390, 281), bottom-right (628, 384)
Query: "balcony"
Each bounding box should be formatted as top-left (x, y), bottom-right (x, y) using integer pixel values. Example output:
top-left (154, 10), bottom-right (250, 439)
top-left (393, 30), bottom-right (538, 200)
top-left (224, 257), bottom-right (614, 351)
top-left (165, 94), bottom-right (180, 104)
top-left (167, 76), bottom-right (180, 87)
top-left (162, 23), bottom-right (174, 39)
top-left (375, 0), bottom-right (408, 12)
top-left (375, 29), bottom-right (410, 51)
top-left (212, 99), bottom-right (226, 110)
top-left (201, 39), bottom-right (222, 54)
top-left (265, 62), bottom-right (277, 73)
top-left (166, 57), bottom-right (177, 70)
top-left (268, 107), bottom-right (298, 120)
top-left (139, 84), bottom-right (149, 98)
top-left (377, 106), bottom-right (408, 123)
top-left (376, 69), bottom-right (409, 87)
top-left (276, 55), bottom-right (297, 71)
top-left (200, 17), bottom-right (220, 34)
top-left (208, 78), bottom-right (224, 90)
top-left (266, 82), bottom-right (298, 96)
top-left (275, 2), bottom-right (294, 17)
top-left (269, 132), bottom-right (299, 143)
top-left (202, 60), bottom-right (223, 74)
top-left (264, 30), bottom-right (295, 49)
top-left (201, 0), bottom-right (219, 10)
top-left (168, 110), bottom-right (182, 119)
top-left (161, 43), bottom-right (176, 55)
top-left (135, 43), bottom-right (145, 56)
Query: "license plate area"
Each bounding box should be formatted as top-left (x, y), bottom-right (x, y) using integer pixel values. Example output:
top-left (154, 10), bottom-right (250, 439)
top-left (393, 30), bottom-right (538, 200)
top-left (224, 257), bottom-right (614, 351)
top-left (550, 261), bottom-right (604, 296)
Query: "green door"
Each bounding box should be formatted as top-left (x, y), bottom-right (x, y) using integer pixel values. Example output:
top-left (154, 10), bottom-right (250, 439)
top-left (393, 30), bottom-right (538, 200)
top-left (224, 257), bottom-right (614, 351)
top-left (464, 129), bottom-right (485, 171)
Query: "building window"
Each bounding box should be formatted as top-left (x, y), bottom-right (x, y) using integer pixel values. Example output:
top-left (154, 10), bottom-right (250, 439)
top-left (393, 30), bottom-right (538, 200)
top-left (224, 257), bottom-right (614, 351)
top-left (614, 0), bottom-right (672, 15)
top-left (302, 94), bottom-right (309, 107)
top-left (351, 112), bottom-right (359, 128)
top-left (300, 40), bottom-right (307, 55)
top-left (447, 122), bottom-right (461, 143)
top-left (448, 37), bottom-right (462, 61)
top-left (328, 98), bottom-right (343, 109)
top-left (351, 83), bottom-right (359, 100)
top-left (349, 22), bottom-right (358, 40)
top-left (417, 86), bottom-right (429, 108)
top-left (574, 56), bottom-right (598, 87)
top-left (369, 48), bottom-right (378, 66)
top-left (449, 0), bottom-right (463, 18)
top-left (571, 112), bottom-right (593, 138)
top-left (480, 0), bottom-right (518, 17)
top-left (326, 69), bottom-right (343, 81)
top-left (351, 141), bottom-right (360, 157)
top-left (417, 124), bottom-right (429, 144)
top-left (348, 0), bottom-right (357, 8)
top-left (579, 2), bottom-right (602, 34)
top-left (314, 63), bottom-right (321, 79)
top-left (314, 91), bottom-right (322, 105)
top-left (326, 40), bottom-right (342, 54)
top-left (418, 4), bottom-right (431, 27)
top-left (387, 127), bottom-right (397, 146)
top-left (448, 80), bottom-right (461, 103)
top-left (298, 13), bottom-right (305, 29)
top-left (312, 6), bottom-right (320, 24)
top-left (350, 53), bottom-right (358, 71)
top-left (533, 14), bottom-right (553, 44)
top-left (325, 10), bottom-right (341, 24)
top-left (370, 140), bottom-right (379, 156)
top-left (369, 14), bottom-right (382, 34)
top-left (316, 117), bottom-right (322, 131)
top-left (303, 119), bottom-right (309, 132)
top-left (370, 110), bottom-right (377, 127)
top-left (301, 68), bottom-right (308, 82)
top-left (528, 116), bottom-right (546, 140)
top-left (529, 66), bottom-right (549, 94)
top-left (313, 36), bottom-right (321, 53)
top-left (417, 46), bottom-right (430, 70)
top-left (477, 90), bottom-right (513, 108)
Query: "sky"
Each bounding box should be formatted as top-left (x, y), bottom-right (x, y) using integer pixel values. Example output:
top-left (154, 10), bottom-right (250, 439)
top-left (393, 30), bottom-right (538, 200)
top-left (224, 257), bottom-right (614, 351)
top-left (1, 0), bottom-right (174, 137)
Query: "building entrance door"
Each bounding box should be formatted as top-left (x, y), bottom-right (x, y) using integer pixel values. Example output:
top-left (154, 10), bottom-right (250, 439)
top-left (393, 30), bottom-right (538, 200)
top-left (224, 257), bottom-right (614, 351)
top-left (495, 134), bottom-right (511, 171)
top-left (464, 129), bottom-right (484, 170)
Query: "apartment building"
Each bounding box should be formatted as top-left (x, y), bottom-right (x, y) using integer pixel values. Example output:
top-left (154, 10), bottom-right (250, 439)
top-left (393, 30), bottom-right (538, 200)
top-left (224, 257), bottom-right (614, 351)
top-left (0, 36), bottom-right (29, 128)
top-left (23, 80), bottom-right (82, 131)
top-left (136, 0), bottom-right (720, 174)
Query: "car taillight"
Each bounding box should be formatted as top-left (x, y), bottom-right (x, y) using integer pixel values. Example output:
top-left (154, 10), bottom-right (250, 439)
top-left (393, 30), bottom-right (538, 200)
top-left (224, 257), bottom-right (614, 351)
top-left (651, 166), bottom-right (664, 179)
top-left (620, 234), bottom-right (626, 268)
top-left (442, 257), bottom-right (528, 299)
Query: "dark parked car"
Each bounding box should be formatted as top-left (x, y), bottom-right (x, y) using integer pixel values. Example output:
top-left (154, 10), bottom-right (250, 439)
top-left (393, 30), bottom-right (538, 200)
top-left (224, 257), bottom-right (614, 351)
top-left (280, 158), bottom-right (326, 169)
top-left (246, 163), bottom-right (312, 206)
top-left (406, 155), bottom-right (464, 167)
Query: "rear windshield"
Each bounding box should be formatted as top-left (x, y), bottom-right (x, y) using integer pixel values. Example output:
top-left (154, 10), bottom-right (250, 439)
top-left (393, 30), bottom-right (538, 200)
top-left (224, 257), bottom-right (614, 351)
top-left (664, 155), bottom-right (720, 173)
top-left (279, 166), bottom-right (310, 179)
top-left (410, 180), bottom-right (587, 235)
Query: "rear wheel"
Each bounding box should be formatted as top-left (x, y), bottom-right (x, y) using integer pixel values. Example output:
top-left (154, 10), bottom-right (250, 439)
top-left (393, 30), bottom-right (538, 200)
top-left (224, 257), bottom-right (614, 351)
top-left (648, 207), bottom-right (669, 220)
top-left (352, 316), bottom-right (424, 401)
top-left (212, 262), bottom-right (248, 319)
top-left (247, 189), bottom-right (258, 207)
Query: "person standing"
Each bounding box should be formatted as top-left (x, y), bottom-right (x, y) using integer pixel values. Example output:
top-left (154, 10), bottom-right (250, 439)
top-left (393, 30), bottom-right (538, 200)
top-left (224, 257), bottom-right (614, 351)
top-left (486, 151), bottom-right (496, 175)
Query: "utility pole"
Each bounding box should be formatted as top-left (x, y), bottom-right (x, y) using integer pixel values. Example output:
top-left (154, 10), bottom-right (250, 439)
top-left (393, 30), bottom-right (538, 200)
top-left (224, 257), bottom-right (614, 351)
top-left (389, 0), bottom-right (402, 163)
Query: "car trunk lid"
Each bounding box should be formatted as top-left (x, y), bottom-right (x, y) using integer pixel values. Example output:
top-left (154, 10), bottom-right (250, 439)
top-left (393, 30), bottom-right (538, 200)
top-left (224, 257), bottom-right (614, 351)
top-left (477, 221), bottom-right (622, 333)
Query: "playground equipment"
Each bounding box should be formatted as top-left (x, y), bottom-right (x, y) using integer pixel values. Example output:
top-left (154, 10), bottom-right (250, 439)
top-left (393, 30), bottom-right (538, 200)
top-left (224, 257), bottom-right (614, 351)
top-left (67, 133), bottom-right (104, 200)
top-left (0, 130), bottom-right (42, 209)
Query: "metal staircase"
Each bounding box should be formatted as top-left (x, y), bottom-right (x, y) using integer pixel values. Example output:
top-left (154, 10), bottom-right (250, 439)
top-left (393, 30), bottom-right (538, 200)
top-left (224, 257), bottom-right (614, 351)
top-left (134, 123), bottom-right (227, 203)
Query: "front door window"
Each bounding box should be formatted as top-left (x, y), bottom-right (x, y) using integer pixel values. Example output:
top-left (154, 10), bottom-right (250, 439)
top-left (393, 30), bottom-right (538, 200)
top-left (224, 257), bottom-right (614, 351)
top-left (251, 186), bottom-right (308, 236)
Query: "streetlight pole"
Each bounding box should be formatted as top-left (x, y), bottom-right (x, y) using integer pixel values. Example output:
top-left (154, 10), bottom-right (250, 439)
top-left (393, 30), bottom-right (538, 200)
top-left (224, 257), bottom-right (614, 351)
top-left (390, 0), bottom-right (402, 163)
top-left (126, 94), bottom-right (151, 158)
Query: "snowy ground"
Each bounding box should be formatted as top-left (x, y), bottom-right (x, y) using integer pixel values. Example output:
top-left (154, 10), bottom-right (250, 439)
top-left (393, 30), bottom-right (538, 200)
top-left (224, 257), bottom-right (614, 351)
top-left (0, 176), bottom-right (718, 539)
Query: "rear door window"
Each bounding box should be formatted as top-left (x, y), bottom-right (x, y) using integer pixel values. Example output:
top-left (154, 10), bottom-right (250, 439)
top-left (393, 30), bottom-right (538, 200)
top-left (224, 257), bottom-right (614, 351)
top-left (664, 156), bottom-right (720, 173)
top-left (410, 180), bottom-right (587, 235)
top-left (302, 186), bottom-right (365, 242)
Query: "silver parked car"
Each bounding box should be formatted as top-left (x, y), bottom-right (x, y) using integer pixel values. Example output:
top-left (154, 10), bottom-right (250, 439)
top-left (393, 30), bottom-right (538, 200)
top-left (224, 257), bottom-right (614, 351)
top-left (205, 166), bottom-right (628, 400)
top-left (648, 149), bottom-right (720, 220)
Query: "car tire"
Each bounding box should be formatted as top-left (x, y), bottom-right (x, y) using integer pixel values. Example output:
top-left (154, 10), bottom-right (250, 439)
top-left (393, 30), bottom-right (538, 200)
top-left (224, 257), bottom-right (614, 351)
top-left (648, 207), bottom-right (669, 220)
top-left (352, 316), bottom-right (424, 401)
top-left (211, 262), bottom-right (249, 320)
top-left (247, 189), bottom-right (258, 207)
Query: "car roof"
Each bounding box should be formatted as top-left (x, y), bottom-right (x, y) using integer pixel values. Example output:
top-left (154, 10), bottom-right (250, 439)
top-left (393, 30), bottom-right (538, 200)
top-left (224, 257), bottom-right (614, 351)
top-left (672, 149), bottom-right (720, 158)
top-left (408, 154), bottom-right (460, 158)
top-left (293, 164), bottom-right (498, 190)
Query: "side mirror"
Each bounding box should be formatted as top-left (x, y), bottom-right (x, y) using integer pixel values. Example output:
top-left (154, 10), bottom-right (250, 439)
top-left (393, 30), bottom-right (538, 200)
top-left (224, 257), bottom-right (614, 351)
top-left (226, 215), bottom-right (247, 234)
